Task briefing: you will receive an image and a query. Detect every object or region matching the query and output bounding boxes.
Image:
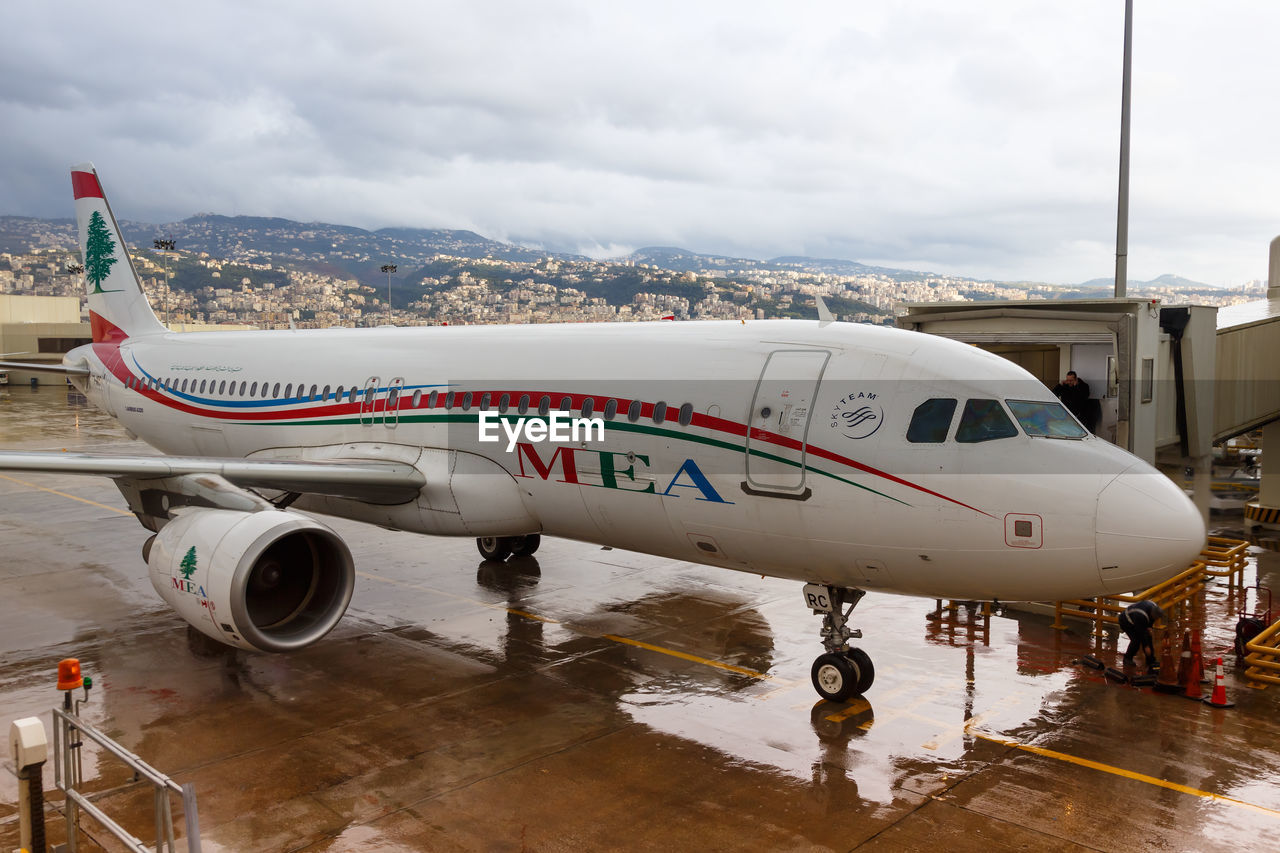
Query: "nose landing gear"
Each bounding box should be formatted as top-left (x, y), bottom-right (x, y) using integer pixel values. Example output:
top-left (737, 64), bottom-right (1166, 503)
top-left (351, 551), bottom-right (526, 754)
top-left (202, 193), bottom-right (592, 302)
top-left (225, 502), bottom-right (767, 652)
top-left (804, 583), bottom-right (874, 702)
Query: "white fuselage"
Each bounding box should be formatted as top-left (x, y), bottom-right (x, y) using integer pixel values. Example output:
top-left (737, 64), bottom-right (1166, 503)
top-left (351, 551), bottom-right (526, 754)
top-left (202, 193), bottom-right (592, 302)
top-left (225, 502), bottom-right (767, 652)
top-left (70, 318), bottom-right (1204, 601)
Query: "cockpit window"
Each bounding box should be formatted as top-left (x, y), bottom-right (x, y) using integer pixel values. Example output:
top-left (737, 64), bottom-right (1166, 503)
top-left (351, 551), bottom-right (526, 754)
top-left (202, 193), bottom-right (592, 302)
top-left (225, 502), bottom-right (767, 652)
top-left (1006, 400), bottom-right (1088, 439)
top-left (956, 398), bottom-right (1018, 443)
top-left (907, 398), bottom-right (957, 443)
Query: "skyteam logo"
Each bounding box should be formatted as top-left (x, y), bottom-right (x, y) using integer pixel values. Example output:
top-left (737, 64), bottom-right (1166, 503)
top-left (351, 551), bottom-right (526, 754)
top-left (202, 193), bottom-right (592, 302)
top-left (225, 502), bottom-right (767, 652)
top-left (830, 390), bottom-right (884, 440)
top-left (478, 412), bottom-right (605, 452)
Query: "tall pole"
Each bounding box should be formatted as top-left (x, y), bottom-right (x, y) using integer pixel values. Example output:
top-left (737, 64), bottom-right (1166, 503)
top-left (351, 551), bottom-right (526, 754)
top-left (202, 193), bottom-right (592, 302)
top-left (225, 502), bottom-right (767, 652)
top-left (1115, 0), bottom-right (1134, 298)
top-left (380, 264), bottom-right (397, 325)
top-left (153, 238), bottom-right (176, 326)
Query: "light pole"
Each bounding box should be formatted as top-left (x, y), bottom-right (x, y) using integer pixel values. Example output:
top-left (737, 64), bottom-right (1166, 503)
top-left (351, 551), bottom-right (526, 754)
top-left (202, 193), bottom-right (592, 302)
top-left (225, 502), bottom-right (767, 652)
top-left (1114, 0), bottom-right (1133, 298)
top-left (153, 238), bottom-right (176, 326)
top-left (381, 264), bottom-right (397, 325)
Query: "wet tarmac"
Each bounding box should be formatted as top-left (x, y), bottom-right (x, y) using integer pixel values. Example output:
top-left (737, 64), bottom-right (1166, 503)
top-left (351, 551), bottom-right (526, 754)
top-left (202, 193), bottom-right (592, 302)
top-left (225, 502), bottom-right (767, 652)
top-left (2, 384), bottom-right (1280, 851)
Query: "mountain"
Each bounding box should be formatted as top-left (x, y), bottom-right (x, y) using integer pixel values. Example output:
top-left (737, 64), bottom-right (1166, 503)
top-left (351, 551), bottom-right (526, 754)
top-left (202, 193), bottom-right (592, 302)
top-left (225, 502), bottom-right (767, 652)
top-left (1077, 273), bottom-right (1216, 291)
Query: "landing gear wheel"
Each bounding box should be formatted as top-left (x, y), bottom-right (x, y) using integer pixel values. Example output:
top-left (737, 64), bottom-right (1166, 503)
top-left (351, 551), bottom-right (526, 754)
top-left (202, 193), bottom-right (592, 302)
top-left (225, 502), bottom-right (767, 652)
top-left (812, 652), bottom-right (860, 702)
top-left (847, 647), bottom-right (875, 694)
top-left (510, 534), bottom-right (541, 557)
top-left (476, 536), bottom-right (513, 562)
top-left (803, 583), bottom-right (872, 701)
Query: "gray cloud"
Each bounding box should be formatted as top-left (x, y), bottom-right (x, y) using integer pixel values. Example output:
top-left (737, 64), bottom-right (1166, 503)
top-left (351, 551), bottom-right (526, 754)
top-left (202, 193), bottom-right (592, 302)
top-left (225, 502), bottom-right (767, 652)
top-left (2, 1), bottom-right (1277, 286)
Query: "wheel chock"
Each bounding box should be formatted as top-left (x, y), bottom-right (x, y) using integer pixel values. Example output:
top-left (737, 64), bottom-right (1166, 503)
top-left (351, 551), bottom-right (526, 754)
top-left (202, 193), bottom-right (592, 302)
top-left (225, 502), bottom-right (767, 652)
top-left (1079, 655), bottom-right (1106, 670)
top-left (1104, 667), bottom-right (1128, 683)
top-left (1130, 673), bottom-right (1157, 687)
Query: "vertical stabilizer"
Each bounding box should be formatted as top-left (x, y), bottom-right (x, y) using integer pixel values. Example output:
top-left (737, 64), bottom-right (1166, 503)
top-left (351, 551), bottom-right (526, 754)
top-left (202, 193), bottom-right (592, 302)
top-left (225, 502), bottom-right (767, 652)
top-left (71, 163), bottom-right (168, 343)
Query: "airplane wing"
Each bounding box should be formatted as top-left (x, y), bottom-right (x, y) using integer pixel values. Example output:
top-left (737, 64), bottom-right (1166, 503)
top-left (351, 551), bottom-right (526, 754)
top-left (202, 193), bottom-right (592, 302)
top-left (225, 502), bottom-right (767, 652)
top-left (0, 451), bottom-right (425, 504)
top-left (0, 360), bottom-right (91, 376)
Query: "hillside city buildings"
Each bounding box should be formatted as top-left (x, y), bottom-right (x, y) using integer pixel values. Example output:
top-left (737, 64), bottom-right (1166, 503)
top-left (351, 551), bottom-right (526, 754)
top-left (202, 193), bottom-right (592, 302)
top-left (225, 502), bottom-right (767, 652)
top-left (0, 217), bottom-right (1267, 331)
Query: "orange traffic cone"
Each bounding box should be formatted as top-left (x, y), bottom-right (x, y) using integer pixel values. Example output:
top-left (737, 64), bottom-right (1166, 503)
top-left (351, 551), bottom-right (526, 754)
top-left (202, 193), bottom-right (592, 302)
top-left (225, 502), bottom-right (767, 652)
top-left (1182, 647), bottom-right (1204, 700)
top-left (1203, 657), bottom-right (1235, 708)
top-left (1155, 631), bottom-right (1182, 694)
top-left (1189, 629), bottom-right (1206, 684)
top-left (1176, 630), bottom-right (1192, 687)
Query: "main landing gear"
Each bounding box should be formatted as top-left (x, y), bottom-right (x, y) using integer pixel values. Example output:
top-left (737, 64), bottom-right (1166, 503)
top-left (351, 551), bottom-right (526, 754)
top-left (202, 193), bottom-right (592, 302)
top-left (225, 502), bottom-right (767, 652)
top-left (476, 534), bottom-right (541, 562)
top-left (804, 583), bottom-right (874, 702)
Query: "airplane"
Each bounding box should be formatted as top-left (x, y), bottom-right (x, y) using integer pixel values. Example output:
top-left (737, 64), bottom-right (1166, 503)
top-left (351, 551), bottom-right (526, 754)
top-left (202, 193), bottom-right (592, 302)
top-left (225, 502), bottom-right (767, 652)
top-left (0, 163), bottom-right (1206, 702)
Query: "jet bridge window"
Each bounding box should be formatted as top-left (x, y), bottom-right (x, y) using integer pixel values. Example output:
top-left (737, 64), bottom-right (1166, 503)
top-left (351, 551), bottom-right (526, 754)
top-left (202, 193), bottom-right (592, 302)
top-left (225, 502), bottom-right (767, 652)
top-left (907, 398), bottom-right (957, 443)
top-left (956, 399), bottom-right (1019, 443)
top-left (1006, 400), bottom-right (1088, 439)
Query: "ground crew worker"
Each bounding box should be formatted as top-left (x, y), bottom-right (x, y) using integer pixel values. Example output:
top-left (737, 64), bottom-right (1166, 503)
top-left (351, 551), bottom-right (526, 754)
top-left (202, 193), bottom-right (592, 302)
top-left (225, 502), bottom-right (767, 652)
top-left (1119, 599), bottom-right (1165, 670)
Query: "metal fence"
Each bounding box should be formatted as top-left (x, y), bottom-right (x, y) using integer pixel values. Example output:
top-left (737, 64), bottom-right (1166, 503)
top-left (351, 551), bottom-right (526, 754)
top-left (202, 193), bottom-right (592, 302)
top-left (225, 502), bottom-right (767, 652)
top-left (52, 706), bottom-right (200, 853)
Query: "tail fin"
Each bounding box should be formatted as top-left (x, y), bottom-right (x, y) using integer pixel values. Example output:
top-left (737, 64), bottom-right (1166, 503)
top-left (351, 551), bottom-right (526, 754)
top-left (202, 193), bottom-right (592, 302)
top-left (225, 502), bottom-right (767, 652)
top-left (71, 163), bottom-right (168, 343)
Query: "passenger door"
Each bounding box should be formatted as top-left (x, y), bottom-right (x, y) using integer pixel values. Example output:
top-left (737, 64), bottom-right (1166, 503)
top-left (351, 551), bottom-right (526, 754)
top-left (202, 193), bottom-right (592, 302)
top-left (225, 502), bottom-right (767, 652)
top-left (745, 349), bottom-right (830, 495)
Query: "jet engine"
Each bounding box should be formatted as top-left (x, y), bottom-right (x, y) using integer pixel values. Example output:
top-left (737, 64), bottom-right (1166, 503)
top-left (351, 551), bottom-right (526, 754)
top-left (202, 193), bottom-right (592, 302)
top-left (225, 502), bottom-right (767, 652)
top-left (147, 508), bottom-right (354, 652)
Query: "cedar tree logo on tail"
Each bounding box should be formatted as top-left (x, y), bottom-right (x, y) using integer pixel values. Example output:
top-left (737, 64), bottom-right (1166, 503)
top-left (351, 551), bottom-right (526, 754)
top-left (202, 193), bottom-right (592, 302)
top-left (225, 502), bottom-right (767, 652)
top-left (84, 210), bottom-right (122, 293)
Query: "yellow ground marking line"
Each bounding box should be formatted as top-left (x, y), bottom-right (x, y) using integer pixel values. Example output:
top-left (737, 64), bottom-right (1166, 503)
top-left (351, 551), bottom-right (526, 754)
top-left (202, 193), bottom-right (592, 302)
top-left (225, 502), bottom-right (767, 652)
top-left (603, 634), bottom-right (773, 680)
top-left (356, 570), bottom-right (777, 680)
top-left (0, 472), bottom-right (133, 517)
top-left (972, 730), bottom-right (1280, 819)
top-left (921, 691), bottom-right (1032, 751)
top-left (822, 697), bottom-right (873, 723)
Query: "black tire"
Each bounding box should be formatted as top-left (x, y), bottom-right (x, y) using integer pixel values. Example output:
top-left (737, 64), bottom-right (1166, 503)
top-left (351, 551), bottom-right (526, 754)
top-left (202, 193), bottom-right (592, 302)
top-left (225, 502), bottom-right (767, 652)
top-left (847, 647), bottom-right (875, 694)
top-left (510, 534), bottom-right (541, 557)
top-left (811, 652), bottom-right (860, 702)
top-left (476, 536), bottom-right (513, 562)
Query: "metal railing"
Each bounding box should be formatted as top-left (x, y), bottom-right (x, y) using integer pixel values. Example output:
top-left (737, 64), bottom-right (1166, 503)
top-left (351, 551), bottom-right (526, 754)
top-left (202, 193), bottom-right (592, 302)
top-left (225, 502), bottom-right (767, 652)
top-left (1052, 559), bottom-right (1209, 637)
top-left (52, 706), bottom-right (201, 852)
top-left (1200, 536), bottom-right (1249, 586)
top-left (1244, 617), bottom-right (1280, 689)
top-left (1051, 538), bottom-right (1250, 636)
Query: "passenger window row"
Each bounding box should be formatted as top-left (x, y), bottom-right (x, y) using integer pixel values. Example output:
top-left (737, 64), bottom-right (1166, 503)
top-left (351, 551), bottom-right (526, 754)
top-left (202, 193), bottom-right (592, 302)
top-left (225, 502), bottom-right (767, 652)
top-left (123, 375), bottom-right (699, 428)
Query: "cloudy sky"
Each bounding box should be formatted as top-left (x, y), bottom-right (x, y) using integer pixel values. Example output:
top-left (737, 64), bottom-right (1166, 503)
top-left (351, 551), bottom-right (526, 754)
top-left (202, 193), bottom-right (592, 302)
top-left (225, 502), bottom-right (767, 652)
top-left (2, 1), bottom-right (1277, 285)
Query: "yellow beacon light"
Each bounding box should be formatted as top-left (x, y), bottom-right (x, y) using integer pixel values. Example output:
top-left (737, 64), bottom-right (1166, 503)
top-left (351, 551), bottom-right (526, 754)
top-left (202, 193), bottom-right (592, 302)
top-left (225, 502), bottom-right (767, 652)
top-left (57, 658), bottom-right (84, 692)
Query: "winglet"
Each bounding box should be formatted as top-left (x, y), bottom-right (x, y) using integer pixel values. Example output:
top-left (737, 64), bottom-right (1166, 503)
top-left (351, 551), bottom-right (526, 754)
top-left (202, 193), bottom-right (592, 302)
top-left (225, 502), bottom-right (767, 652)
top-left (815, 295), bottom-right (835, 326)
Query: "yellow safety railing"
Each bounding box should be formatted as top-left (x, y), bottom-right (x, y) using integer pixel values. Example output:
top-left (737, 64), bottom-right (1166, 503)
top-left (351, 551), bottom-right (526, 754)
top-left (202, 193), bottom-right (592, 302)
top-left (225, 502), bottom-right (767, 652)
top-left (1200, 536), bottom-right (1248, 586)
top-left (1053, 560), bottom-right (1208, 636)
top-left (1244, 617), bottom-right (1280, 689)
top-left (1051, 537), bottom-right (1249, 635)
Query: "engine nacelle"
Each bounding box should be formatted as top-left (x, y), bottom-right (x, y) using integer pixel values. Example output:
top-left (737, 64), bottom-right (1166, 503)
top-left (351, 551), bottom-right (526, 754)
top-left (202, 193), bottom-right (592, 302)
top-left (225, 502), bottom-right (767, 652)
top-left (148, 508), bottom-right (354, 652)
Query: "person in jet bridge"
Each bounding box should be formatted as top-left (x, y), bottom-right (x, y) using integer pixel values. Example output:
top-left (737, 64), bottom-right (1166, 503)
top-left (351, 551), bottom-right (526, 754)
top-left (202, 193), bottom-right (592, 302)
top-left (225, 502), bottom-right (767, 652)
top-left (1119, 599), bottom-right (1165, 672)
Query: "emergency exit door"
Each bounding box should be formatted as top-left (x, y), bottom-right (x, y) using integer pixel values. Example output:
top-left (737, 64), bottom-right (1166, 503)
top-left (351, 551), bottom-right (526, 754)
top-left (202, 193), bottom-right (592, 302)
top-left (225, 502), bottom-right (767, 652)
top-left (745, 349), bottom-right (830, 495)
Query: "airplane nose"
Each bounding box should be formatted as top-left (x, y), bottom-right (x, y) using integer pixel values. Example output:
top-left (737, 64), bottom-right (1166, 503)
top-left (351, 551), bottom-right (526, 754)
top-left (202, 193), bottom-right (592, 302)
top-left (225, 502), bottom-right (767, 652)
top-left (1095, 464), bottom-right (1206, 594)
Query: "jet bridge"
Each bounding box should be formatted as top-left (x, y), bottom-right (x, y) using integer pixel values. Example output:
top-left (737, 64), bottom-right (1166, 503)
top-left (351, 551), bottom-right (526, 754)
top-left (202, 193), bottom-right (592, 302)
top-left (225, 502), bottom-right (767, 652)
top-left (1218, 236), bottom-right (1280, 528)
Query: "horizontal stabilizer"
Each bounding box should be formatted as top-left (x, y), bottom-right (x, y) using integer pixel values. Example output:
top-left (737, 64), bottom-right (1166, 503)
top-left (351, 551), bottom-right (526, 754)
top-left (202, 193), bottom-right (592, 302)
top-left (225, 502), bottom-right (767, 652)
top-left (0, 360), bottom-right (91, 376)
